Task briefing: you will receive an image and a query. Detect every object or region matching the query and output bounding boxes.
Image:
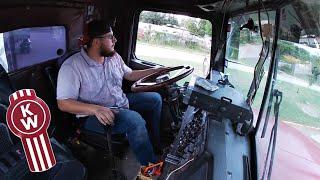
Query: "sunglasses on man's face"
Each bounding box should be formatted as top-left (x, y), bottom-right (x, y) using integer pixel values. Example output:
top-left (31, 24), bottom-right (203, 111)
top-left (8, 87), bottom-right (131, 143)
top-left (96, 34), bottom-right (115, 40)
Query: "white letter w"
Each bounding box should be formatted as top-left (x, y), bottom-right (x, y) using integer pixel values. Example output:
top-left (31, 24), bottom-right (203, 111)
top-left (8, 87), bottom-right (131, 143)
top-left (19, 103), bottom-right (38, 130)
top-left (20, 115), bottom-right (38, 130)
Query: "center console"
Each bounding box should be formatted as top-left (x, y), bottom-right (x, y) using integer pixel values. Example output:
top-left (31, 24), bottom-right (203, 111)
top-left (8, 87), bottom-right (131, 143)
top-left (159, 70), bottom-right (254, 180)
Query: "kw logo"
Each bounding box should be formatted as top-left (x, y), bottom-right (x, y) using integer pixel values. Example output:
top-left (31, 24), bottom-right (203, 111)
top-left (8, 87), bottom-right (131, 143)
top-left (20, 103), bottom-right (38, 130)
top-left (6, 89), bottom-right (56, 172)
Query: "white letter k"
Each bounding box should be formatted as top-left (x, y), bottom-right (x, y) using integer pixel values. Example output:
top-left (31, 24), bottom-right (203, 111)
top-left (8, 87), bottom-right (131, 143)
top-left (20, 103), bottom-right (34, 118)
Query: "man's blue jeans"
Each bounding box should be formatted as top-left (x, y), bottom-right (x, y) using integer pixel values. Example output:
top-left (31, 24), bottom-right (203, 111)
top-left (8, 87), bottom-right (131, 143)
top-left (82, 92), bottom-right (162, 166)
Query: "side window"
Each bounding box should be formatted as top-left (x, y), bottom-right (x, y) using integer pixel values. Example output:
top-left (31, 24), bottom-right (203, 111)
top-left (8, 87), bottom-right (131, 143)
top-left (225, 12), bottom-right (275, 111)
top-left (135, 11), bottom-right (212, 84)
top-left (277, 5), bottom-right (320, 132)
top-left (0, 26), bottom-right (66, 72)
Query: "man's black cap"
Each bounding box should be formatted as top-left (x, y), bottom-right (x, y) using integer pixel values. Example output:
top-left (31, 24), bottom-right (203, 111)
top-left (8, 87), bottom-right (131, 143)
top-left (87, 20), bottom-right (112, 38)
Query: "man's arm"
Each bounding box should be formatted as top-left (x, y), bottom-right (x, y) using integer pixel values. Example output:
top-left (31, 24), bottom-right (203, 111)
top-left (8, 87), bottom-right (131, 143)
top-left (56, 60), bottom-right (115, 125)
top-left (57, 99), bottom-right (115, 125)
top-left (124, 67), bottom-right (167, 81)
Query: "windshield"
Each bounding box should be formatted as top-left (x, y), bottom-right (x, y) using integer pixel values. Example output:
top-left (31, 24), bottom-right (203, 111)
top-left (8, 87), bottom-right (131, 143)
top-left (135, 11), bottom-right (212, 85)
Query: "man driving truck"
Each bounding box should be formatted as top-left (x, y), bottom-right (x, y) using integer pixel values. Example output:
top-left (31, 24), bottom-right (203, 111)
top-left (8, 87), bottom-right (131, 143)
top-left (56, 20), bottom-right (165, 166)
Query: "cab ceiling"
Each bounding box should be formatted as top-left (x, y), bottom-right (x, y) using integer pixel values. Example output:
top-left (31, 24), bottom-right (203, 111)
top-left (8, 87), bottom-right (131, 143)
top-left (0, 6), bottom-right (84, 33)
top-left (0, 0), bottom-right (293, 33)
top-left (0, 0), bottom-right (287, 14)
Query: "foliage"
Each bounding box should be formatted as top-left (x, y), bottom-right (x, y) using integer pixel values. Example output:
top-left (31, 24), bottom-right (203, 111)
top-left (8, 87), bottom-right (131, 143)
top-left (309, 55), bottom-right (320, 85)
top-left (185, 40), bottom-right (197, 49)
top-left (184, 19), bottom-right (198, 35)
top-left (138, 31), bottom-right (209, 53)
top-left (282, 55), bottom-right (301, 64)
top-left (239, 30), bottom-right (261, 45)
top-left (140, 11), bottom-right (212, 38)
top-left (166, 16), bottom-right (179, 26)
top-left (278, 40), bottom-right (311, 64)
top-left (140, 11), bottom-right (178, 26)
top-left (138, 11), bottom-right (212, 53)
top-left (181, 19), bottom-right (212, 37)
top-left (279, 64), bottom-right (293, 74)
top-left (201, 19), bottom-right (212, 36)
top-left (310, 55), bottom-right (320, 69)
top-left (197, 20), bottom-right (208, 37)
top-left (229, 47), bottom-right (239, 60)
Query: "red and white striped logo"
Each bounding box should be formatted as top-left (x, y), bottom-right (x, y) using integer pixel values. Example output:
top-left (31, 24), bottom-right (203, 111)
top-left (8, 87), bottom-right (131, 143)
top-left (6, 89), bottom-right (56, 172)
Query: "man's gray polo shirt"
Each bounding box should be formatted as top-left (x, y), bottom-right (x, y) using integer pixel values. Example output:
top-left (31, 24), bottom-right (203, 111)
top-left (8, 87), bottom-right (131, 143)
top-left (57, 48), bottom-right (132, 110)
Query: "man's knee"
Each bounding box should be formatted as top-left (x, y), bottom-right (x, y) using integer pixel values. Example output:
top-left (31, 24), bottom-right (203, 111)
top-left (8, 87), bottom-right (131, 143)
top-left (124, 110), bottom-right (146, 129)
top-left (149, 92), bottom-right (162, 108)
top-left (124, 111), bottom-right (150, 141)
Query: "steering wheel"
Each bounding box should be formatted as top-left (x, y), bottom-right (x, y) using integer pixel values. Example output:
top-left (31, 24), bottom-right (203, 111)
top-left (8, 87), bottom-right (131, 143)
top-left (131, 66), bottom-right (194, 92)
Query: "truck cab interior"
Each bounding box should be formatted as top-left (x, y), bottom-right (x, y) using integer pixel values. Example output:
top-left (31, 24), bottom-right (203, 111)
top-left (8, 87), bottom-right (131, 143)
top-left (0, 0), bottom-right (320, 180)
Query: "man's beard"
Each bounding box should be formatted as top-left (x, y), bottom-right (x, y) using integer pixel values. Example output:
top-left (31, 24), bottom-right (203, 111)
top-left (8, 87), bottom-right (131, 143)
top-left (100, 45), bottom-right (116, 57)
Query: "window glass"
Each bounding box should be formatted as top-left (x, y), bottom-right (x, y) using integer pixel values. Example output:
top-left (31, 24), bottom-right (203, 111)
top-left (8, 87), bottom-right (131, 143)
top-left (0, 26), bottom-right (66, 72)
top-left (255, 2), bottom-right (320, 179)
top-left (225, 11), bottom-right (276, 114)
top-left (136, 11), bottom-right (212, 84)
top-left (277, 4), bottom-right (320, 135)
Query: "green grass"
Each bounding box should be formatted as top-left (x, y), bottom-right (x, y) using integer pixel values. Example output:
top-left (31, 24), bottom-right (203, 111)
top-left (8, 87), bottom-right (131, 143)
top-left (225, 68), bottom-right (268, 110)
top-left (275, 80), bottom-right (320, 127)
top-left (139, 54), bottom-right (320, 128)
top-left (227, 69), bottom-right (320, 128)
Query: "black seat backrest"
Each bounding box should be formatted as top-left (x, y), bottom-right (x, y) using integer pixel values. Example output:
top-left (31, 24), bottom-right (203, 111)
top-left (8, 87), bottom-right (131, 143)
top-left (0, 65), bottom-right (14, 126)
top-left (0, 123), bottom-right (13, 154)
top-left (0, 65), bottom-right (20, 144)
top-left (58, 50), bottom-right (80, 68)
top-left (43, 51), bottom-right (80, 142)
top-left (44, 50), bottom-right (80, 95)
top-left (0, 103), bottom-right (7, 125)
top-left (44, 66), bottom-right (58, 94)
top-left (0, 65), bottom-right (14, 106)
